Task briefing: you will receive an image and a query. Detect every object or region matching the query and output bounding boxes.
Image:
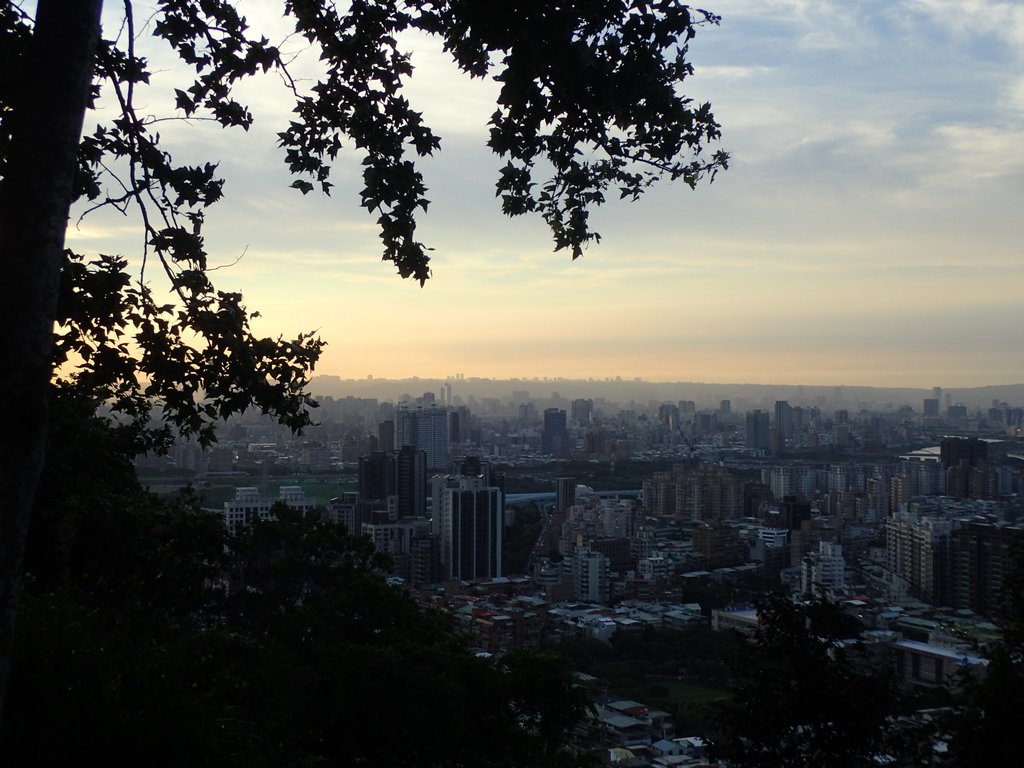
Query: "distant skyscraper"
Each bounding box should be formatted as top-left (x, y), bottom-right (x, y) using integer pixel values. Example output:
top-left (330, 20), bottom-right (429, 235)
top-left (556, 477), bottom-right (577, 514)
top-left (947, 404), bottom-right (968, 421)
top-left (746, 410), bottom-right (770, 453)
top-left (940, 437), bottom-right (988, 469)
top-left (571, 398), bottom-right (594, 426)
top-left (358, 447), bottom-right (426, 521)
top-left (452, 405), bottom-right (472, 444)
top-left (719, 399), bottom-right (732, 416)
top-left (541, 408), bottom-right (570, 456)
top-left (358, 451), bottom-right (395, 507)
top-left (774, 400), bottom-right (791, 433)
top-left (457, 455), bottom-right (505, 496)
top-left (377, 419), bottom-right (395, 451)
top-left (773, 400), bottom-right (791, 454)
top-left (394, 445), bottom-right (427, 519)
top-left (448, 409), bottom-right (461, 445)
top-left (922, 398), bottom-right (940, 418)
top-left (658, 403), bottom-right (680, 429)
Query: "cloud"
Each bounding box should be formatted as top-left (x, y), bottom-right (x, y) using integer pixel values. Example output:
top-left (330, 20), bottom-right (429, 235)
top-left (711, 0), bottom-right (880, 50)
top-left (903, 0), bottom-right (1024, 53)
top-left (926, 123), bottom-right (1024, 182)
top-left (696, 65), bottom-right (776, 80)
top-left (69, 1), bottom-right (1024, 387)
top-left (64, 221), bottom-right (139, 243)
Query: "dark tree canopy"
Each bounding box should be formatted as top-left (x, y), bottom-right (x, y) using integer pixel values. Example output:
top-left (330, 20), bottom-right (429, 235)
top-left (3, 0), bottom-right (726, 444)
top-left (704, 597), bottom-right (911, 768)
top-left (1, 404), bottom-right (593, 766)
top-left (0, 0), bottom-right (725, 719)
top-left (940, 546), bottom-right (1024, 767)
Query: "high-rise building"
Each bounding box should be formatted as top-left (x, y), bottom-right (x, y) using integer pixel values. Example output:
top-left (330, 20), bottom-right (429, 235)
top-left (947, 404), bottom-right (968, 421)
top-left (328, 491), bottom-right (361, 533)
top-left (694, 412), bottom-right (717, 436)
top-left (774, 400), bottom-right (791, 437)
top-left (223, 486), bottom-right (317, 535)
top-left (555, 476), bottom-right (577, 514)
top-left (643, 462), bottom-right (743, 521)
top-left (746, 410), bottom-right (770, 453)
top-left (396, 404), bottom-right (450, 470)
top-left (446, 409), bottom-right (460, 445)
top-left (358, 451), bottom-right (395, 507)
top-left (572, 547), bottom-right (609, 603)
top-left (394, 445), bottom-right (427, 519)
top-left (409, 532), bottom-right (442, 586)
top-left (693, 520), bottom-right (744, 569)
top-left (434, 474), bottom-right (504, 580)
top-left (900, 457), bottom-right (943, 498)
top-left (541, 408), bottom-right (570, 456)
top-left (885, 513), bottom-right (953, 605)
top-left (658, 403), bottom-right (680, 429)
top-left (950, 523), bottom-right (1024, 618)
top-left (940, 437), bottom-right (988, 469)
top-left (941, 438), bottom-right (990, 499)
top-left (571, 398), bottom-right (594, 426)
top-left (361, 515), bottom-right (433, 583)
top-left (801, 541), bottom-right (846, 597)
top-left (779, 496), bottom-right (811, 530)
top-left (358, 447), bottom-right (426, 521)
top-left (361, 516), bottom-right (431, 558)
top-left (771, 400), bottom-right (791, 454)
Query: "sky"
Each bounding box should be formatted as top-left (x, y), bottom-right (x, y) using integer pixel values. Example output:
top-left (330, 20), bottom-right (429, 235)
top-left (65, 0), bottom-right (1024, 388)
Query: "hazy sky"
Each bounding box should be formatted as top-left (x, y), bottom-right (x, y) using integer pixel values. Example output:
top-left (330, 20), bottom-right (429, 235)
top-left (66, 0), bottom-right (1024, 387)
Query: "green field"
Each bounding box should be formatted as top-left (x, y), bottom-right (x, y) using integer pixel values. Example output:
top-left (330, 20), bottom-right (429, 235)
top-left (139, 476), bottom-right (357, 508)
top-left (643, 677), bottom-right (730, 706)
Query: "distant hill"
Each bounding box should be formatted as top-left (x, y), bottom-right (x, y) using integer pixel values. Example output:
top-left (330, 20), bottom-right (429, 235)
top-left (309, 376), bottom-right (1024, 411)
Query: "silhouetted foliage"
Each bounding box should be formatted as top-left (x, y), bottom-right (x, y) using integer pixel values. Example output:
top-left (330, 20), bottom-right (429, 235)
top-left (549, 625), bottom-right (737, 735)
top-left (503, 502), bottom-right (543, 574)
top-left (941, 545), bottom-right (1024, 767)
top-left (610, 624), bottom-right (741, 687)
top-left (3, 0), bottom-right (729, 447)
top-left (1, 0), bottom-right (726, 714)
top-left (704, 596), bottom-right (913, 768)
top-left (2, 399), bottom-right (593, 766)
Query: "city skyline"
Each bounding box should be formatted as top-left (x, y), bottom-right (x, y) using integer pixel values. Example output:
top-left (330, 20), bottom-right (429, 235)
top-left (66, 0), bottom-right (1024, 388)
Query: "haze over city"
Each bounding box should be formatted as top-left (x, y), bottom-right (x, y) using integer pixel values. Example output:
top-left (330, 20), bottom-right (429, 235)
top-left (65, 0), bottom-right (1024, 388)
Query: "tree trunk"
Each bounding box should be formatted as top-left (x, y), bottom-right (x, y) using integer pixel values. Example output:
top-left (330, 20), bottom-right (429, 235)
top-left (0, 0), bottom-right (102, 722)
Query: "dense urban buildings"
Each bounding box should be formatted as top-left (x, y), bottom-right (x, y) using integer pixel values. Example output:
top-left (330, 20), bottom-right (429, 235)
top-left (160, 379), bottom-right (1023, 638)
top-left (138, 377), bottom-right (1024, 762)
